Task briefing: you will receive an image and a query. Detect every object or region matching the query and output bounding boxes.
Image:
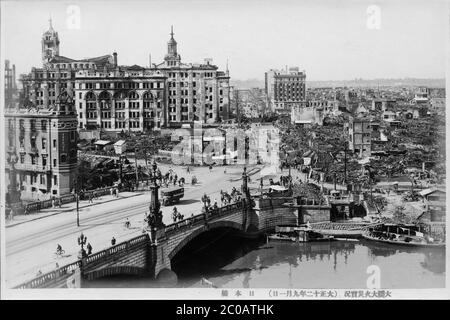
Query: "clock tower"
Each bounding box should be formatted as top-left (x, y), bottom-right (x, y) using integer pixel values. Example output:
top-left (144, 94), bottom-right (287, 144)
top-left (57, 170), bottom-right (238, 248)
top-left (42, 19), bottom-right (60, 64)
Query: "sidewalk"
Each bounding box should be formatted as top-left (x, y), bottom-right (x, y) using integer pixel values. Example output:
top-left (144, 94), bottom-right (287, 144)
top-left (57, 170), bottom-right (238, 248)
top-left (5, 191), bottom-right (145, 228)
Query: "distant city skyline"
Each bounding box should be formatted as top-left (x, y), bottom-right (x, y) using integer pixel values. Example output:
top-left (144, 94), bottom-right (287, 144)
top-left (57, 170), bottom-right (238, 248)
top-left (1, 0), bottom-right (447, 81)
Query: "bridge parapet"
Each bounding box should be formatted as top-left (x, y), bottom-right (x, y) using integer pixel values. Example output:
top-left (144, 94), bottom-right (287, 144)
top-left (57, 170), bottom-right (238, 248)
top-left (13, 234), bottom-right (150, 289)
top-left (163, 201), bottom-right (246, 237)
top-left (14, 260), bottom-right (82, 289)
top-left (14, 197), bottom-right (290, 289)
top-left (83, 234), bottom-right (149, 266)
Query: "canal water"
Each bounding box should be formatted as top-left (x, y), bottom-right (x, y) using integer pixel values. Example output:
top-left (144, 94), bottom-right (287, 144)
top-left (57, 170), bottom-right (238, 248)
top-left (85, 233), bottom-right (445, 289)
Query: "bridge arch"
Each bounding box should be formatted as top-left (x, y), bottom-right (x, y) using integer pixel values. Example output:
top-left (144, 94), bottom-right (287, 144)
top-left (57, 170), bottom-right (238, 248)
top-left (168, 220), bottom-right (244, 260)
top-left (84, 266), bottom-right (147, 281)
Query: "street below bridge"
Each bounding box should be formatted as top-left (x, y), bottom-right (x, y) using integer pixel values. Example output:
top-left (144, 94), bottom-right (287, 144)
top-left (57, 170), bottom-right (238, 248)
top-left (5, 164), bottom-right (264, 288)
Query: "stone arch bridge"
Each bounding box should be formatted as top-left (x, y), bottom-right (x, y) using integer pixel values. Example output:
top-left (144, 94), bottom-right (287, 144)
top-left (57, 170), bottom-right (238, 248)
top-left (15, 194), bottom-right (332, 289)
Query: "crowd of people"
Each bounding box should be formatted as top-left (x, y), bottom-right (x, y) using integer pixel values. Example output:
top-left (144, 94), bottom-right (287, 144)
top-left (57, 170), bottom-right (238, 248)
top-left (160, 170), bottom-right (186, 188)
top-left (220, 187), bottom-right (243, 206)
top-left (171, 207), bottom-right (184, 223)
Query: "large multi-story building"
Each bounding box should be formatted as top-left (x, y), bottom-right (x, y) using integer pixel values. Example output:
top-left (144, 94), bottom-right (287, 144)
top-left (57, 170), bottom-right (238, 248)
top-left (265, 67), bottom-right (306, 114)
top-left (151, 27), bottom-right (231, 125)
top-left (5, 96), bottom-right (78, 201)
top-left (74, 68), bottom-right (166, 131)
top-left (20, 21), bottom-right (230, 132)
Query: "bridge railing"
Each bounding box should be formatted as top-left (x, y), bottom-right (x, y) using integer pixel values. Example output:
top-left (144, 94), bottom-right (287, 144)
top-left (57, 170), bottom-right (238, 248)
top-left (164, 200), bottom-right (246, 236)
top-left (84, 234), bottom-right (149, 266)
top-left (24, 187), bottom-right (113, 213)
top-left (13, 234), bottom-right (149, 289)
top-left (14, 260), bottom-right (82, 289)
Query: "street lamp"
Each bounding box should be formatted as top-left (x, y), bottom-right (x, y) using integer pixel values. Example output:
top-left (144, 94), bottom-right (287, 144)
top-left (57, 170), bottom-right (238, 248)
top-left (77, 233), bottom-right (88, 259)
top-left (134, 147), bottom-right (139, 189)
top-left (146, 160), bottom-right (164, 240)
top-left (6, 153), bottom-right (21, 208)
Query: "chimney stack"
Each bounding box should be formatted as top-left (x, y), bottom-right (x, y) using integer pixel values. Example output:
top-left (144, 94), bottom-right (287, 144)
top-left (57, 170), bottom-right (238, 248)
top-left (113, 52), bottom-right (118, 67)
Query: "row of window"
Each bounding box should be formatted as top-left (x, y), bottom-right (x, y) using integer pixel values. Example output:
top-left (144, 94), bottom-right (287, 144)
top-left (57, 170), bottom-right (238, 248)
top-left (275, 77), bottom-right (305, 82)
top-left (82, 82), bottom-right (163, 90)
top-left (19, 150), bottom-right (75, 166)
top-left (34, 72), bottom-right (71, 79)
top-left (82, 91), bottom-right (162, 101)
top-left (168, 88), bottom-right (224, 96)
top-left (11, 119), bottom-right (48, 131)
top-left (81, 112), bottom-right (158, 119)
top-left (167, 72), bottom-right (216, 79)
top-left (168, 113), bottom-right (214, 121)
top-left (17, 133), bottom-right (75, 150)
top-left (82, 101), bottom-right (162, 109)
top-left (49, 63), bottom-right (95, 70)
top-left (18, 172), bottom-right (58, 186)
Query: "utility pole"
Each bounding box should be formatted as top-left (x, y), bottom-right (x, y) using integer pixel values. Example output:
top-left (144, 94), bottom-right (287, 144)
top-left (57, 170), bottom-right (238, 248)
top-left (344, 142), bottom-right (347, 186)
top-left (134, 147), bottom-right (139, 188)
top-left (143, 140), bottom-right (148, 168)
top-left (334, 172), bottom-right (337, 191)
top-left (74, 177), bottom-right (80, 227)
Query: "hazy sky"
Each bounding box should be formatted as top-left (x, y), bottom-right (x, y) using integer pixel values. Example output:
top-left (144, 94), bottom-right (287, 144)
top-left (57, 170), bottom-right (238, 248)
top-left (1, 0), bottom-right (447, 81)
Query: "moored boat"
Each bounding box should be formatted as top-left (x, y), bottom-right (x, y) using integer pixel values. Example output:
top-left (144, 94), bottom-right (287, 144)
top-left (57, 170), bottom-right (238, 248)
top-left (362, 223), bottom-right (445, 248)
top-left (268, 225), bottom-right (335, 243)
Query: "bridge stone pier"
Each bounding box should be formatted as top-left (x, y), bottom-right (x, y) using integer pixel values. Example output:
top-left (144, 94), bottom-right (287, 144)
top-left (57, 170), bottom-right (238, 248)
top-left (14, 191), bottom-right (322, 289)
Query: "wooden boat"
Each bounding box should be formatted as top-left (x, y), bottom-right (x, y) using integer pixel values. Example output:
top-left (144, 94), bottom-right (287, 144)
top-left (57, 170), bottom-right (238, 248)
top-left (268, 225), bottom-right (335, 243)
top-left (362, 223), bottom-right (445, 248)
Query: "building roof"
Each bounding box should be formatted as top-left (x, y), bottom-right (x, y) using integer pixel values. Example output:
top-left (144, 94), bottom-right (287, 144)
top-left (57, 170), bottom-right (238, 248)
top-left (125, 64), bottom-right (145, 71)
top-left (94, 140), bottom-right (112, 146)
top-left (114, 140), bottom-right (127, 146)
top-left (418, 188), bottom-right (446, 197)
top-left (48, 54), bottom-right (113, 67)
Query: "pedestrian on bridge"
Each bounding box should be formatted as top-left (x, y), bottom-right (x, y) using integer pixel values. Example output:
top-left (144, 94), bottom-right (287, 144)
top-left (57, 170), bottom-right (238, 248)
top-left (172, 207), bottom-right (179, 223)
top-left (87, 243), bottom-right (93, 255)
top-left (111, 237), bottom-right (116, 246)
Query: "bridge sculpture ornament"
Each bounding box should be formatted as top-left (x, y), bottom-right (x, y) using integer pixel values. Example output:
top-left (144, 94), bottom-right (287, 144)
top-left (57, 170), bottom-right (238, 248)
top-left (5, 152), bottom-right (24, 216)
top-left (145, 160), bottom-right (165, 242)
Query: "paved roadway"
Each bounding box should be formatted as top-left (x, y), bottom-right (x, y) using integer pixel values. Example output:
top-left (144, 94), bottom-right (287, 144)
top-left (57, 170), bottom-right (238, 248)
top-left (5, 164), bottom-right (264, 288)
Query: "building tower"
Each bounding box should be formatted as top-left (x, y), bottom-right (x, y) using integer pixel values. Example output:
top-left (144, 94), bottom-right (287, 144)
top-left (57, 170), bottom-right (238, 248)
top-left (164, 26), bottom-right (181, 67)
top-left (41, 18), bottom-right (60, 64)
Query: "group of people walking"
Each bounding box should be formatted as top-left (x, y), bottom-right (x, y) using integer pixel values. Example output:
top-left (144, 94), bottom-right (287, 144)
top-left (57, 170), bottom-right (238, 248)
top-left (171, 207), bottom-right (185, 223)
top-left (161, 169), bottom-right (186, 188)
top-left (220, 187), bottom-right (242, 206)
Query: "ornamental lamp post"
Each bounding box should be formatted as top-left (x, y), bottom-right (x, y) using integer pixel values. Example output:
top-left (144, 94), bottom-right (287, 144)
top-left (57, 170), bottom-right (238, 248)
top-left (146, 159), bottom-right (164, 237)
top-left (77, 233), bottom-right (88, 259)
